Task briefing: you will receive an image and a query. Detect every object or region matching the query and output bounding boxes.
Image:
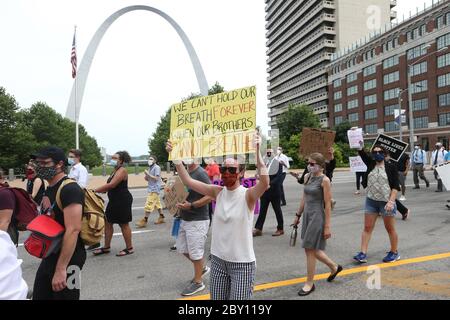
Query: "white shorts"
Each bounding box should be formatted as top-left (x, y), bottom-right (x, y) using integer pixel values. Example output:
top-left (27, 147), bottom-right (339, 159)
top-left (176, 219), bottom-right (210, 261)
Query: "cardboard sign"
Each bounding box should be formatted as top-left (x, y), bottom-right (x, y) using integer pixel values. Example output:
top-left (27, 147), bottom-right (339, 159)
top-left (163, 176), bottom-right (188, 216)
top-left (212, 177), bottom-right (260, 214)
top-left (299, 128), bottom-right (336, 160)
top-left (435, 162), bottom-right (450, 191)
top-left (347, 128), bottom-right (364, 149)
top-left (349, 156), bottom-right (368, 173)
top-left (372, 133), bottom-right (409, 162)
top-left (169, 86), bottom-right (257, 160)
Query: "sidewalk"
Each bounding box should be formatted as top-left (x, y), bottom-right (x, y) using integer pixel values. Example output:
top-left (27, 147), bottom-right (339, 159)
top-left (7, 167), bottom-right (351, 190)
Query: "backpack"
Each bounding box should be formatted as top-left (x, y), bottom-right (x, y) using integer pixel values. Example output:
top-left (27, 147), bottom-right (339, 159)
top-left (56, 179), bottom-right (105, 246)
top-left (24, 214), bottom-right (65, 258)
top-left (0, 185), bottom-right (39, 231)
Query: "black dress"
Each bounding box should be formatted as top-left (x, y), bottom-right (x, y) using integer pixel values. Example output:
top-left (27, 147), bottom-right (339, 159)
top-left (27, 177), bottom-right (45, 205)
top-left (105, 169), bottom-right (133, 224)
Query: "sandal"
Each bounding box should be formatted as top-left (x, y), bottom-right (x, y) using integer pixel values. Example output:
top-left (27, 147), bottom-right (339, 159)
top-left (93, 247), bottom-right (111, 256)
top-left (116, 247), bottom-right (134, 257)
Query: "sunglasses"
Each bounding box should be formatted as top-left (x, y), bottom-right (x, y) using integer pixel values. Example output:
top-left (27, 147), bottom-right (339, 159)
top-left (219, 166), bottom-right (239, 174)
top-left (307, 162), bottom-right (317, 166)
top-left (372, 151), bottom-right (384, 155)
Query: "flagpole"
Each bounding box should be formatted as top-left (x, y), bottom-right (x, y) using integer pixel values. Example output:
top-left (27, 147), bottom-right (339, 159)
top-left (74, 25), bottom-right (79, 149)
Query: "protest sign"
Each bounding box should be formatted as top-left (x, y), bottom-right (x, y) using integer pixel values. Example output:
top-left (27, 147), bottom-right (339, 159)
top-left (212, 177), bottom-right (259, 214)
top-left (169, 86), bottom-right (256, 160)
top-left (435, 162), bottom-right (450, 191)
top-left (299, 128), bottom-right (336, 160)
top-left (372, 133), bottom-right (408, 162)
top-left (163, 176), bottom-right (188, 216)
top-left (349, 156), bottom-right (368, 173)
top-left (347, 128), bottom-right (364, 149)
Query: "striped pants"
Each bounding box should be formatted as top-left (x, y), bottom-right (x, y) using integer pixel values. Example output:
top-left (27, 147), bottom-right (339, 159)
top-left (210, 254), bottom-right (256, 300)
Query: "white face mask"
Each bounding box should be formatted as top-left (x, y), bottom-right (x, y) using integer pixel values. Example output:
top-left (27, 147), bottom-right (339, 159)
top-left (307, 164), bottom-right (321, 174)
top-left (148, 160), bottom-right (154, 166)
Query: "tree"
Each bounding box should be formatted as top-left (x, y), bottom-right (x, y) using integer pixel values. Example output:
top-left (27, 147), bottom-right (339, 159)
top-left (333, 120), bottom-right (352, 144)
top-left (148, 82), bottom-right (225, 164)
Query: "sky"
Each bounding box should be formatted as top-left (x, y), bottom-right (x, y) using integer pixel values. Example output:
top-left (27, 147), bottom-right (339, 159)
top-left (0, 0), bottom-right (437, 156)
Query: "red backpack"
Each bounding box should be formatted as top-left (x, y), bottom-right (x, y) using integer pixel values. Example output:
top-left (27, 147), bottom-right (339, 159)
top-left (24, 214), bottom-right (65, 258)
top-left (0, 186), bottom-right (39, 231)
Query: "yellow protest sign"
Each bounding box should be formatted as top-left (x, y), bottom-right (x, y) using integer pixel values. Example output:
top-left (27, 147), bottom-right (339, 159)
top-left (169, 86), bottom-right (256, 160)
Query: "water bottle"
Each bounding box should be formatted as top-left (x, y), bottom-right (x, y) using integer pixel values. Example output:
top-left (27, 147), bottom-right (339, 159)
top-left (289, 224), bottom-right (298, 247)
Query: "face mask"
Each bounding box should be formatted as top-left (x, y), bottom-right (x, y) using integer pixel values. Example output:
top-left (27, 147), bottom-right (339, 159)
top-left (415, 146), bottom-right (419, 150)
top-left (68, 158), bottom-right (75, 166)
top-left (373, 153), bottom-right (385, 162)
top-left (184, 159), bottom-right (194, 165)
top-left (267, 153), bottom-right (272, 158)
top-left (148, 160), bottom-right (154, 166)
top-left (221, 171), bottom-right (240, 188)
top-left (307, 165), bottom-right (320, 174)
top-left (110, 160), bottom-right (118, 167)
top-left (277, 149), bottom-right (282, 155)
top-left (36, 165), bottom-right (58, 181)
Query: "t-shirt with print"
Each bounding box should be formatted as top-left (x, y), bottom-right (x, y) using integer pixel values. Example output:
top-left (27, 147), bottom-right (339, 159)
top-left (147, 164), bottom-right (162, 193)
top-left (44, 176), bottom-right (85, 257)
top-left (180, 166), bottom-right (211, 222)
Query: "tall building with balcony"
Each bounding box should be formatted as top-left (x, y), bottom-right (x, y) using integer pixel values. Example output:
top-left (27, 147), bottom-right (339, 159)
top-left (265, 0), bottom-right (395, 129)
top-left (328, 0), bottom-right (450, 150)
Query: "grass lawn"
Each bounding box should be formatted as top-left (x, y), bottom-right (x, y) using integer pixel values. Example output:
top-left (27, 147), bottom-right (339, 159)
top-left (90, 165), bottom-right (148, 176)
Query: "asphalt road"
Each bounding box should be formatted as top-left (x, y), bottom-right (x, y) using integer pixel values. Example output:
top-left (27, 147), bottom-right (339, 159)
top-left (17, 170), bottom-right (450, 300)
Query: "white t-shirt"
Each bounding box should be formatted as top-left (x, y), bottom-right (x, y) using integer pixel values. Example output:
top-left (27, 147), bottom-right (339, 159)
top-left (0, 231), bottom-right (28, 300)
top-left (211, 186), bottom-right (255, 263)
top-left (69, 162), bottom-right (89, 188)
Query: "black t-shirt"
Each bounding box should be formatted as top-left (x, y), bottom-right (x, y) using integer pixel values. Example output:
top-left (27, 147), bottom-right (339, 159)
top-left (44, 177), bottom-right (85, 254)
top-left (396, 153), bottom-right (410, 172)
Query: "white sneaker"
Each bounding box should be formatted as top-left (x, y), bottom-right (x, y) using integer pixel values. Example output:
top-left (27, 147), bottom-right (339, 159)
top-left (399, 195), bottom-right (406, 201)
top-left (202, 265), bottom-right (211, 278)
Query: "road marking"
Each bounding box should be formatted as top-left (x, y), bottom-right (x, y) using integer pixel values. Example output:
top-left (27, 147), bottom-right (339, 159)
top-left (180, 251), bottom-right (450, 300)
top-left (17, 229), bottom-right (155, 247)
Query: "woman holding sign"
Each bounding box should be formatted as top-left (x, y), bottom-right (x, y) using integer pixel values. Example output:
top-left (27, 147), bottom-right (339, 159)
top-left (166, 130), bottom-right (269, 300)
top-left (354, 145), bottom-right (401, 264)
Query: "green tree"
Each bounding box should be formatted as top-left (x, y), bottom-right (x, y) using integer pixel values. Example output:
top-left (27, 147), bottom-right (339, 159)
top-left (148, 82), bottom-right (225, 164)
top-left (276, 104), bottom-right (321, 141)
top-left (333, 120), bottom-right (352, 144)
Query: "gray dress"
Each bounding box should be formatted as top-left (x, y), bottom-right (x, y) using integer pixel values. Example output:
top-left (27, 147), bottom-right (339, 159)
top-left (301, 175), bottom-right (326, 250)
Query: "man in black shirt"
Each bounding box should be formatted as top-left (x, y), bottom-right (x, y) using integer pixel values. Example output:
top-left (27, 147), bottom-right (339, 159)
top-left (31, 147), bottom-right (86, 300)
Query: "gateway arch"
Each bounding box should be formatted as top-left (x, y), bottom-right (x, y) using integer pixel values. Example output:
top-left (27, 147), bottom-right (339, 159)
top-left (66, 5), bottom-right (209, 121)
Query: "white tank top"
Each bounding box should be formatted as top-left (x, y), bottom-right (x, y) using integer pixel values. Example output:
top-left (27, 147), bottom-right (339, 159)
top-left (211, 185), bottom-right (256, 263)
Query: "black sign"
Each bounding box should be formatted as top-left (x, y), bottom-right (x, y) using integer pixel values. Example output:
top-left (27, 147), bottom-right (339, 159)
top-left (372, 133), bottom-right (409, 162)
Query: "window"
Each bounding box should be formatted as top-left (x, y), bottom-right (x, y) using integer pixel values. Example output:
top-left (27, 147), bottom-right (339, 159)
top-left (383, 55), bottom-right (399, 69)
top-left (447, 12), bottom-right (450, 25)
top-left (335, 116), bottom-right (343, 125)
top-left (414, 116), bottom-right (428, 129)
top-left (347, 85), bottom-right (358, 96)
top-left (437, 15), bottom-right (445, 29)
top-left (407, 31), bottom-right (413, 42)
top-left (385, 104), bottom-right (398, 116)
top-left (407, 44), bottom-right (428, 60)
top-left (439, 93), bottom-right (450, 107)
top-left (363, 65), bottom-right (376, 77)
top-left (439, 113), bottom-right (450, 126)
top-left (384, 88), bottom-right (400, 100)
top-left (348, 99), bottom-right (359, 109)
top-left (364, 94), bottom-right (377, 105)
top-left (437, 32), bottom-right (450, 50)
top-left (413, 28), bottom-right (420, 39)
top-left (383, 71), bottom-right (400, 84)
top-left (438, 73), bottom-right (450, 88)
top-left (347, 72), bottom-right (358, 83)
top-left (410, 61), bottom-right (427, 76)
top-left (385, 121), bottom-right (397, 132)
top-left (334, 103), bottom-right (343, 112)
top-left (420, 24), bottom-right (426, 36)
top-left (365, 124), bottom-right (378, 134)
top-left (365, 109), bottom-right (377, 120)
top-left (437, 53), bottom-right (450, 68)
top-left (333, 78), bottom-right (342, 88)
top-left (412, 80), bottom-right (427, 94)
top-left (334, 91), bottom-right (342, 100)
top-left (412, 99), bottom-right (428, 111)
top-left (348, 112), bottom-right (359, 123)
top-left (364, 79), bottom-right (377, 91)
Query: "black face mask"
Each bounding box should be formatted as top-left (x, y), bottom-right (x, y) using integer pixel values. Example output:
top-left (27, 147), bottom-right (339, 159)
top-left (35, 165), bottom-right (58, 181)
top-left (267, 153), bottom-right (272, 157)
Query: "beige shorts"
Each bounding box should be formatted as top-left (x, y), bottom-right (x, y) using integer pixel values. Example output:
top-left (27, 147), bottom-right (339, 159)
top-left (144, 192), bottom-right (162, 212)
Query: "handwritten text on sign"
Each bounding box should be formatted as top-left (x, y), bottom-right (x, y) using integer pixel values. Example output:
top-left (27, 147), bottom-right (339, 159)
top-left (169, 86), bottom-right (256, 160)
top-left (299, 128), bottom-right (336, 161)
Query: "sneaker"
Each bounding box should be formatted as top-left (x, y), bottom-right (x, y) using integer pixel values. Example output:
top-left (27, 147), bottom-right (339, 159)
top-left (413, 186), bottom-right (420, 190)
top-left (135, 218), bottom-right (148, 228)
top-left (202, 265), bottom-right (211, 278)
top-left (353, 252), bottom-right (367, 263)
top-left (383, 251), bottom-right (401, 263)
top-left (253, 229), bottom-right (262, 237)
top-left (354, 191), bottom-right (360, 195)
top-left (155, 216), bottom-right (165, 225)
top-left (426, 182), bottom-right (430, 188)
top-left (170, 245), bottom-right (177, 251)
top-left (399, 195), bottom-right (406, 201)
top-left (181, 281), bottom-right (205, 296)
top-left (272, 229), bottom-right (284, 236)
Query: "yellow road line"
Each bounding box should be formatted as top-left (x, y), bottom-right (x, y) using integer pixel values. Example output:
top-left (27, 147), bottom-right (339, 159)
top-left (180, 252), bottom-right (450, 300)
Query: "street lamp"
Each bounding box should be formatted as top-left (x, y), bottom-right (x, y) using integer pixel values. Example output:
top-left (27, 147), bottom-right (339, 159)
top-left (407, 44), bottom-right (449, 152)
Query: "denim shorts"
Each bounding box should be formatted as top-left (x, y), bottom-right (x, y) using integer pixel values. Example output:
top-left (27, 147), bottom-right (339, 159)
top-left (365, 197), bottom-right (396, 217)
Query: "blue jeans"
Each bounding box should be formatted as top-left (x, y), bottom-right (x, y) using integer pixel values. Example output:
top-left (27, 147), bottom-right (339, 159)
top-left (365, 197), bottom-right (396, 217)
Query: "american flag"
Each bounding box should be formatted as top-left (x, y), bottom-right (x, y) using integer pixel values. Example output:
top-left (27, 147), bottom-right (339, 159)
top-left (71, 28), bottom-right (77, 79)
